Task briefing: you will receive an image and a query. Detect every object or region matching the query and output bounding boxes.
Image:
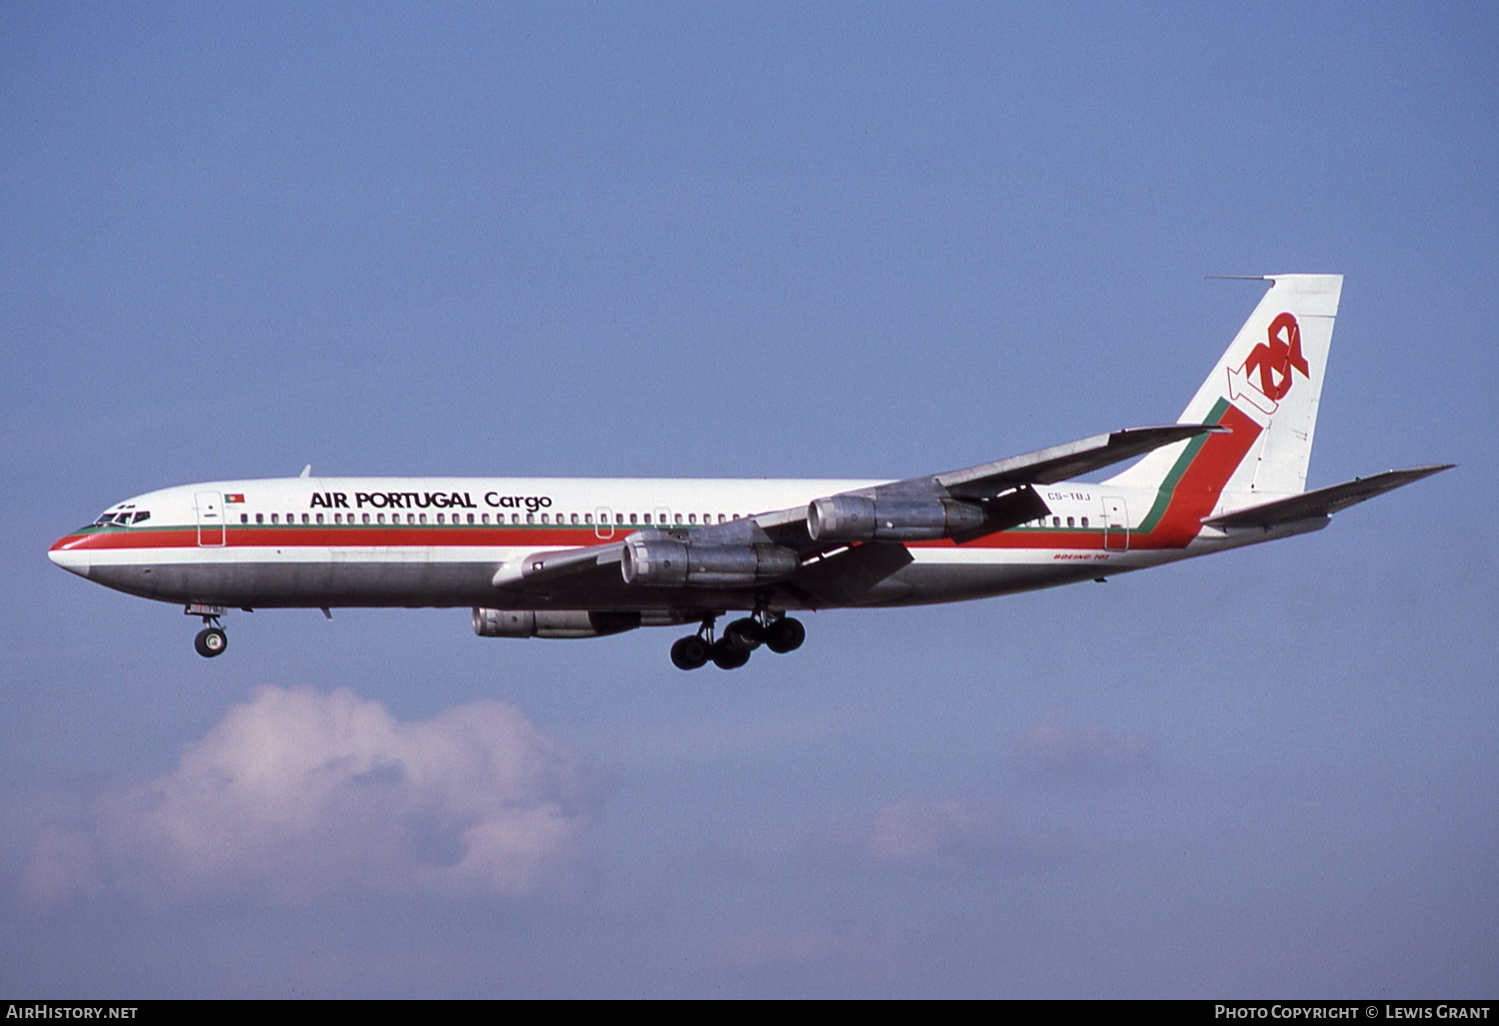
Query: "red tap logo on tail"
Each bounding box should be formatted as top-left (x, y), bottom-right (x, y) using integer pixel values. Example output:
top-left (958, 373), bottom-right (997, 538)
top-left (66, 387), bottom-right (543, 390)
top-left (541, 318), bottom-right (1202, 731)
top-left (1227, 311), bottom-right (1308, 416)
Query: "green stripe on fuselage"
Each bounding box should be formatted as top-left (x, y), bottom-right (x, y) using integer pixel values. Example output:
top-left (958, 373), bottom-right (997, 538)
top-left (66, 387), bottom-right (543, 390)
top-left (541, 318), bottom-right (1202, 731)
top-left (1134, 397), bottom-right (1231, 534)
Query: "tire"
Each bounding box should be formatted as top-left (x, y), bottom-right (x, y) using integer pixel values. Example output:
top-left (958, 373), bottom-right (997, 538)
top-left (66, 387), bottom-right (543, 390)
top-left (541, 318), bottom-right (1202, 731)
top-left (764, 617), bottom-right (805, 654)
top-left (670, 635), bottom-right (710, 670)
top-left (723, 617), bottom-right (764, 654)
top-left (194, 627), bottom-right (227, 658)
top-left (709, 639), bottom-right (751, 670)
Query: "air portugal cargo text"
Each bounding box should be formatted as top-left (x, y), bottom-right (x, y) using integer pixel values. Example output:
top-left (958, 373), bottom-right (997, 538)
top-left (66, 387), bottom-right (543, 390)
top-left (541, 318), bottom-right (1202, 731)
top-left (308, 491), bottom-right (553, 512)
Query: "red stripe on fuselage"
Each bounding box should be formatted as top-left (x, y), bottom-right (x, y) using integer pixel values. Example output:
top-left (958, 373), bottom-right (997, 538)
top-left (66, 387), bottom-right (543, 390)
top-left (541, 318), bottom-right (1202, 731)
top-left (1131, 403), bottom-right (1261, 548)
top-left (50, 526), bottom-right (622, 551)
top-left (913, 403), bottom-right (1263, 552)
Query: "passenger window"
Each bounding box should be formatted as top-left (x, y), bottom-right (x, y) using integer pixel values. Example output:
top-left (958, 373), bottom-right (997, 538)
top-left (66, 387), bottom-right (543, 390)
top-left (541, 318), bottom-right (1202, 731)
top-left (643, 514), bottom-right (651, 524)
top-left (256, 513), bottom-right (264, 524)
top-left (675, 514), bottom-right (683, 525)
top-left (437, 513), bottom-right (444, 524)
top-left (271, 513), bottom-right (279, 524)
top-left (718, 514), bottom-right (726, 524)
top-left (481, 513), bottom-right (489, 524)
top-left (527, 513), bottom-right (534, 524)
top-left (316, 513), bottom-right (324, 524)
top-left (241, 514), bottom-right (248, 524)
top-left (363, 513), bottom-right (371, 524)
top-left (629, 514), bottom-right (638, 525)
top-left (541, 513), bottom-right (549, 524)
top-left (1081, 517), bottom-right (1089, 528)
top-left (1052, 517), bottom-right (1061, 527)
top-left (584, 513), bottom-right (592, 524)
top-left (334, 513), bottom-right (341, 524)
top-left (688, 514), bottom-right (697, 525)
top-left (419, 513), bottom-right (427, 525)
top-left (512, 514), bottom-right (520, 524)
top-left (1067, 517), bottom-right (1074, 528)
top-left (571, 513), bottom-right (579, 525)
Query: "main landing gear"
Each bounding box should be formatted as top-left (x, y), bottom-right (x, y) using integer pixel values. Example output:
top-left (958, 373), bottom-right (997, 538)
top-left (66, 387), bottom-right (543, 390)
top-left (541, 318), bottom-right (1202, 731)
top-left (187, 603), bottom-right (228, 658)
top-left (669, 613), bottom-right (805, 671)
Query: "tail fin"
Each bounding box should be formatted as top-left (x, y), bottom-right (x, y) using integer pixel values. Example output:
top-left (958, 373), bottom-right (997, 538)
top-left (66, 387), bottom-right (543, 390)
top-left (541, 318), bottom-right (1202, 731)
top-left (1104, 274), bottom-right (1343, 499)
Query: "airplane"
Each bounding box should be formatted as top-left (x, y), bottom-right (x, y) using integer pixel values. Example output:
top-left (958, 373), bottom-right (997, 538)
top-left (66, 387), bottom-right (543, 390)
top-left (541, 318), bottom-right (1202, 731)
top-left (49, 274), bottom-right (1450, 670)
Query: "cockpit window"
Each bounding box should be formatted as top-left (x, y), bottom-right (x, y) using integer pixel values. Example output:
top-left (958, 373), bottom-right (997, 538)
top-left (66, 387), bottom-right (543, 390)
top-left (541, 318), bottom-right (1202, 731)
top-left (91, 508), bottom-right (150, 527)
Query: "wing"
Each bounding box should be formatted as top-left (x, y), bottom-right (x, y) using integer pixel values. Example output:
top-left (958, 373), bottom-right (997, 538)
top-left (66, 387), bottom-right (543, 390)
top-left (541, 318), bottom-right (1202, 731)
top-left (1202, 464), bottom-right (1454, 530)
top-left (490, 424), bottom-right (1222, 593)
top-left (935, 424), bottom-right (1228, 494)
top-left (724, 422), bottom-right (1223, 552)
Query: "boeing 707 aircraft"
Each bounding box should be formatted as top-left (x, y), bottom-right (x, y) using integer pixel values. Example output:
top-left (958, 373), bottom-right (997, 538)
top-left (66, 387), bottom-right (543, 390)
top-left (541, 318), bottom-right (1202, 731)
top-left (50, 275), bottom-right (1449, 669)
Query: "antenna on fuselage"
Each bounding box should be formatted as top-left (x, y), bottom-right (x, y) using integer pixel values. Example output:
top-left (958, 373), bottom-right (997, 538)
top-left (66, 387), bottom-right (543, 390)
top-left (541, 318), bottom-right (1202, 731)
top-left (299, 464), bottom-right (312, 478)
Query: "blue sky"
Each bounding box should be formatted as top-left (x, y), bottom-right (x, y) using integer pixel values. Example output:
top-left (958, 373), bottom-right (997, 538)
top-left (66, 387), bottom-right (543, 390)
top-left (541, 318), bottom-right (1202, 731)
top-left (2, 2), bottom-right (1494, 997)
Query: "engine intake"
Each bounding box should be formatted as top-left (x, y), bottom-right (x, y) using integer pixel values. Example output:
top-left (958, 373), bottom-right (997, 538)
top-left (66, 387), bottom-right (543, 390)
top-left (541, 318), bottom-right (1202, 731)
top-left (806, 495), bottom-right (988, 543)
top-left (621, 538), bottom-right (798, 587)
top-left (473, 608), bottom-right (641, 639)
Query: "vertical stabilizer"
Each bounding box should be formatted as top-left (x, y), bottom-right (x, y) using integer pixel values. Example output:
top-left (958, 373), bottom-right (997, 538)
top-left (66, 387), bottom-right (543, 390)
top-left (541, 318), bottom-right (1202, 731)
top-left (1104, 275), bottom-right (1343, 500)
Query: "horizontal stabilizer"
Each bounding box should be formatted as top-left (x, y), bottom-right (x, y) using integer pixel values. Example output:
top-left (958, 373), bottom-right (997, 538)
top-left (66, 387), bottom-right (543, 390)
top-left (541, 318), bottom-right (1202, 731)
top-left (1202, 464), bottom-right (1453, 530)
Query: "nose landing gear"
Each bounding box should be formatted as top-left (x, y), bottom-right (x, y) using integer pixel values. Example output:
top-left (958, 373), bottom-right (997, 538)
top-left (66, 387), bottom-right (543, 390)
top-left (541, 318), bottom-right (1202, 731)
top-left (194, 626), bottom-right (228, 658)
top-left (186, 603), bottom-right (228, 658)
top-left (669, 612), bottom-right (804, 671)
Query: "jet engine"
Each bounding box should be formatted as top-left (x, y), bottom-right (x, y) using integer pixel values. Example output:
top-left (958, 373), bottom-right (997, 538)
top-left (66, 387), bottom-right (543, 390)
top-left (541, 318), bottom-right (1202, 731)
top-left (621, 538), bottom-right (799, 587)
top-left (806, 495), bottom-right (988, 543)
top-left (472, 608), bottom-right (641, 639)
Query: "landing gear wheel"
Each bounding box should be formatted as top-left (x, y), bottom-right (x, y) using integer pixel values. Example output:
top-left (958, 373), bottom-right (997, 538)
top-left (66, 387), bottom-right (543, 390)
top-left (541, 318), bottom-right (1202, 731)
top-left (194, 627), bottom-right (227, 658)
top-left (764, 617), bottom-right (805, 654)
top-left (670, 635), bottom-right (710, 671)
top-left (710, 639), bottom-right (751, 670)
top-left (723, 617), bottom-right (764, 654)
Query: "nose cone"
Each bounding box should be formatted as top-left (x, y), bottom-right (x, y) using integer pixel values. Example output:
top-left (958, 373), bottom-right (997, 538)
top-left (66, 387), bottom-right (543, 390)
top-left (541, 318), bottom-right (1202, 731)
top-left (49, 535), bottom-right (92, 578)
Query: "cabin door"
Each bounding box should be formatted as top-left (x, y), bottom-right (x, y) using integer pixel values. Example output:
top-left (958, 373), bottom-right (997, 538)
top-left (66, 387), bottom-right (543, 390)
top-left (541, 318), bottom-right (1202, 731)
top-left (195, 492), bottom-right (226, 547)
top-left (1103, 496), bottom-right (1129, 552)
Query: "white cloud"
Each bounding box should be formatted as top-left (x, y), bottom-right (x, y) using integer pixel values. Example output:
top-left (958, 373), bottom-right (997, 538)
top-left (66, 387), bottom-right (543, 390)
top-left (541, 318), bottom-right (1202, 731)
top-left (23, 686), bottom-right (591, 905)
top-left (867, 797), bottom-right (998, 865)
top-left (1011, 707), bottom-right (1153, 777)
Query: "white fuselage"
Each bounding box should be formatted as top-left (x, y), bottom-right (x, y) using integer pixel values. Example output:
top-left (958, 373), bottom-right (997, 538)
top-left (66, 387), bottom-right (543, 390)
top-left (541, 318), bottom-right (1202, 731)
top-left (49, 474), bottom-right (1320, 615)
